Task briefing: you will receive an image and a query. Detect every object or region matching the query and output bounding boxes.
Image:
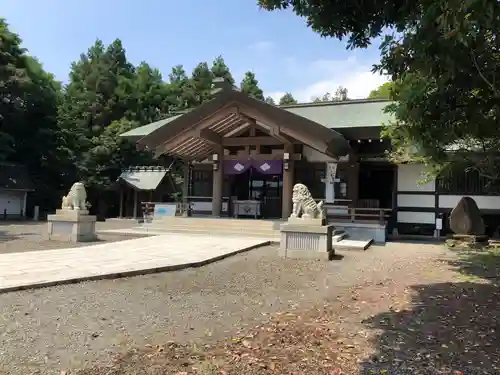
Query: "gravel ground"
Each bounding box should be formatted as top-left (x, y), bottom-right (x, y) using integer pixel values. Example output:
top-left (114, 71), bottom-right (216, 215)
top-left (0, 220), bottom-right (141, 253)
top-left (0, 230), bottom-right (455, 375)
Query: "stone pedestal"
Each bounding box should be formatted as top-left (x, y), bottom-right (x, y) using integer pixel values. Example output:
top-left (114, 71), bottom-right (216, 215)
top-left (47, 209), bottom-right (97, 243)
top-left (279, 222), bottom-right (335, 260)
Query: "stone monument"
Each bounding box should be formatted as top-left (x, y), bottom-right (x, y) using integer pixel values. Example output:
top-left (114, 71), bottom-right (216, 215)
top-left (279, 183), bottom-right (335, 260)
top-left (447, 196), bottom-right (488, 248)
top-left (47, 182), bottom-right (97, 242)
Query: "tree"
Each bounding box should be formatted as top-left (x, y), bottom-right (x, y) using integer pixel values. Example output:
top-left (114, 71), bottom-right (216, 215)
top-left (279, 92), bottom-right (297, 105)
top-left (265, 96), bottom-right (276, 105)
top-left (311, 88), bottom-right (348, 102)
top-left (58, 39), bottom-right (156, 215)
top-left (188, 62), bottom-right (214, 106)
top-left (0, 18), bottom-right (30, 161)
top-left (240, 71), bottom-right (264, 100)
top-left (0, 19), bottom-right (69, 210)
top-left (312, 92), bottom-right (332, 102)
top-left (368, 82), bottom-right (393, 99)
top-left (334, 86), bottom-right (348, 101)
top-left (167, 64), bottom-right (192, 111)
top-left (211, 55), bottom-right (235, 86)
top-left (258, 0), bottom-right (500, 180)
top-left (131, 62), bottom-right (170, 124)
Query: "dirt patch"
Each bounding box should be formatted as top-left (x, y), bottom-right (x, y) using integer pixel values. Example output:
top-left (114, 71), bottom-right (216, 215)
top-left (76, 273), bottom-right (500, 375)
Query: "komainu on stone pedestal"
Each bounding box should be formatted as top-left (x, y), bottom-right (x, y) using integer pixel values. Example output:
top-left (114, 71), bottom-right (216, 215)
top-left (48, 181), bottom-right (96, 243)
top-left (61, 182), bottom-right (89, 211)
top-left (449, 196), bottom-right (485, 235)
top-left (280, 183), bottom-right (334, 260)
top-left (289, 183), bottom-right (325, 220)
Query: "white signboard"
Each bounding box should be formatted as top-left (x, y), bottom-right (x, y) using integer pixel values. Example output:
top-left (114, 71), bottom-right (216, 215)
top-left (435, 218), bottom-right (443, 230)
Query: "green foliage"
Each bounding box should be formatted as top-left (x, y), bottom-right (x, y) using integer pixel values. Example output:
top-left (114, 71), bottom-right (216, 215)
top-left (83, 119), bottom-right (152, 190)
top-left (189, 62), bottom-right (215, 106)
top-left (240, 71), bottom-right (265, 100)
top-left (0, 18), bottom-right (69, 209)
top-left (259, 0), bottom-right (500, 181)
top-left (211, 55), bottom-right (235, 86)
top-left (2, 18), bottom-right (264, 215)
top-left (265, 96), bottom-right (276, 105)
top-left (368, 82), bottom-right (393, 99)
top-left (278, 92), bottom-right (297, 105)
top-left (334, 86), bottom-right (349, 101)
top-left (312, 86), bottom-right (349, 102)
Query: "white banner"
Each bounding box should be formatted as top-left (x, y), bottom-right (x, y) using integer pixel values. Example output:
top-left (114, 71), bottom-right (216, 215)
top-left (326, 162), bottom-right (338, 184)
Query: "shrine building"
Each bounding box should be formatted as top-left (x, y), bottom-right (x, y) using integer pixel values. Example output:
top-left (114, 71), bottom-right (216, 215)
top-left (120, 78), bottom-right (500, 237)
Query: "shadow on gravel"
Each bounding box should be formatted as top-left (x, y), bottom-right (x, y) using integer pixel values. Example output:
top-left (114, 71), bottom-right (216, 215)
top-left (0, 230), bottom-right (22, 243)
top-left (359, 249), bottom-right (500, 374)
top-left (448, 248), bottom-right (500, 281)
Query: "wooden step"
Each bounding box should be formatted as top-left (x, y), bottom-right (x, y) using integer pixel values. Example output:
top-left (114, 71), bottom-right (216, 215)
top-left (154, 217), bottom-right (282, 229)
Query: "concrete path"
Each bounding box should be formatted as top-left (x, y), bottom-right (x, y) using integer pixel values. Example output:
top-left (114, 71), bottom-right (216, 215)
top-left (0, 234), bottom-right (270, 293)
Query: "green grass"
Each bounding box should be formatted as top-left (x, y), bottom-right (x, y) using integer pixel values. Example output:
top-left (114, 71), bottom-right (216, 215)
top-left (455, 247), bottom-right (500, 282)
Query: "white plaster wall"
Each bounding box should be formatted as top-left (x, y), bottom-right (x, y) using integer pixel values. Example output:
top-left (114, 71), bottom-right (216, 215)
top-left (397, 211), bottom-right (435, 224)
top-left (0, 191), bottom-right (24, 215)
top-left (397, 194), bottom-right (435, 208)
top-left (397, 164), bottom-right (435, 192)
top-left (439, 195), bottom-right (500, 210)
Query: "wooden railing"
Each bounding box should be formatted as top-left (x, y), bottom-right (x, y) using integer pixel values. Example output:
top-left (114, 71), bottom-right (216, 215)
top-left (324, 203), bottom-right (392, 225)
top-left (143, 198), bottom-right (393, 224)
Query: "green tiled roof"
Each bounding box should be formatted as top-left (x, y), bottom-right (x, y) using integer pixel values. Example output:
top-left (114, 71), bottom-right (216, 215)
top-left (117, 166), bottom-right (169, 191)
top-left (281, 99), bottom-right (393, 129)
top-left (120, 99), bottom-right (394, 139)
top-left (120, 114), bottom-right (183, 138)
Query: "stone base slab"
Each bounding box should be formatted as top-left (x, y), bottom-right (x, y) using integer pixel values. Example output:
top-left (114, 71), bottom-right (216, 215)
top-left (54, 209), bottom-right (90, 218)
top-left (286, 217), bottom-right (325, 226)
top-left (47, 213), bottom-right (97, 243)
top-left (280, 223), bottom-right (334, 260)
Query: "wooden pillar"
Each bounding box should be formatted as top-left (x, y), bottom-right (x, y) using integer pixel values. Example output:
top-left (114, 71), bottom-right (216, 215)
top-left (22, 191), bottom-right (27, 218)
top-left (119, 188), bottom-right (124, 218)
top-left (133, 189), bottom-right (138, 219)
top-left (347, 152), bottom-right (360, 208)
top-left (282, 144), bottom-right (294, 218)
top-left (183, 160), bottom-right (191, 216)
top-left (212, 149), bottom-right (224, 216)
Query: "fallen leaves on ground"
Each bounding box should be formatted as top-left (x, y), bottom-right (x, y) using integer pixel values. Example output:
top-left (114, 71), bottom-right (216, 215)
top-left (73, 274), bottom-right (500, 375)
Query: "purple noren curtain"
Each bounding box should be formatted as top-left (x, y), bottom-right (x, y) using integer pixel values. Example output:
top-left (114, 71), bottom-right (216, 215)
top-left (223, 160), bottom-right (283, 175)
top-left (224, 160), bottom-right (252, 175)
top-left (251, 160), bottom-right (283, 175)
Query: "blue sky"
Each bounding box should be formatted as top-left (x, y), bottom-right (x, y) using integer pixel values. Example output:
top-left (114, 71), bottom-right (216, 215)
top-left (2, 0), bottom-right (387, 102)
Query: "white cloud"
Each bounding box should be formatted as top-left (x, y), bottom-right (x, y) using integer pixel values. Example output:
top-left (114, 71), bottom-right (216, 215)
top-left (248, 41), bottom-right (274, 52)
top-left (266, 56), bottom-right (388, 103)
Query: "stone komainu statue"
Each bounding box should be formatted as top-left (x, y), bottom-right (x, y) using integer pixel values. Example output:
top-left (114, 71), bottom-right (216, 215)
top-left (61, 182), bottom-right (88, 211)
top-left (290, 183), bottom-right (325, 219)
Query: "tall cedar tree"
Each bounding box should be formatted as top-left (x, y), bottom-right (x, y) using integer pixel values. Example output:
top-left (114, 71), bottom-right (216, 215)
top-left (240, 71), bottom-right (265, 100)
top-left (279, 92), bottom-right (297, 105)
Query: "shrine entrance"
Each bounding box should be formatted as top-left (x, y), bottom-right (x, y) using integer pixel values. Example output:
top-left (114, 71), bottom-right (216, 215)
top-left (227, 160), bottom-right (283, 219)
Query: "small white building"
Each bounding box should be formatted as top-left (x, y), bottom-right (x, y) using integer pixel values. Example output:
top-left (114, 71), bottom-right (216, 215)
top-left (0, 163), bottom-right (34, 219)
